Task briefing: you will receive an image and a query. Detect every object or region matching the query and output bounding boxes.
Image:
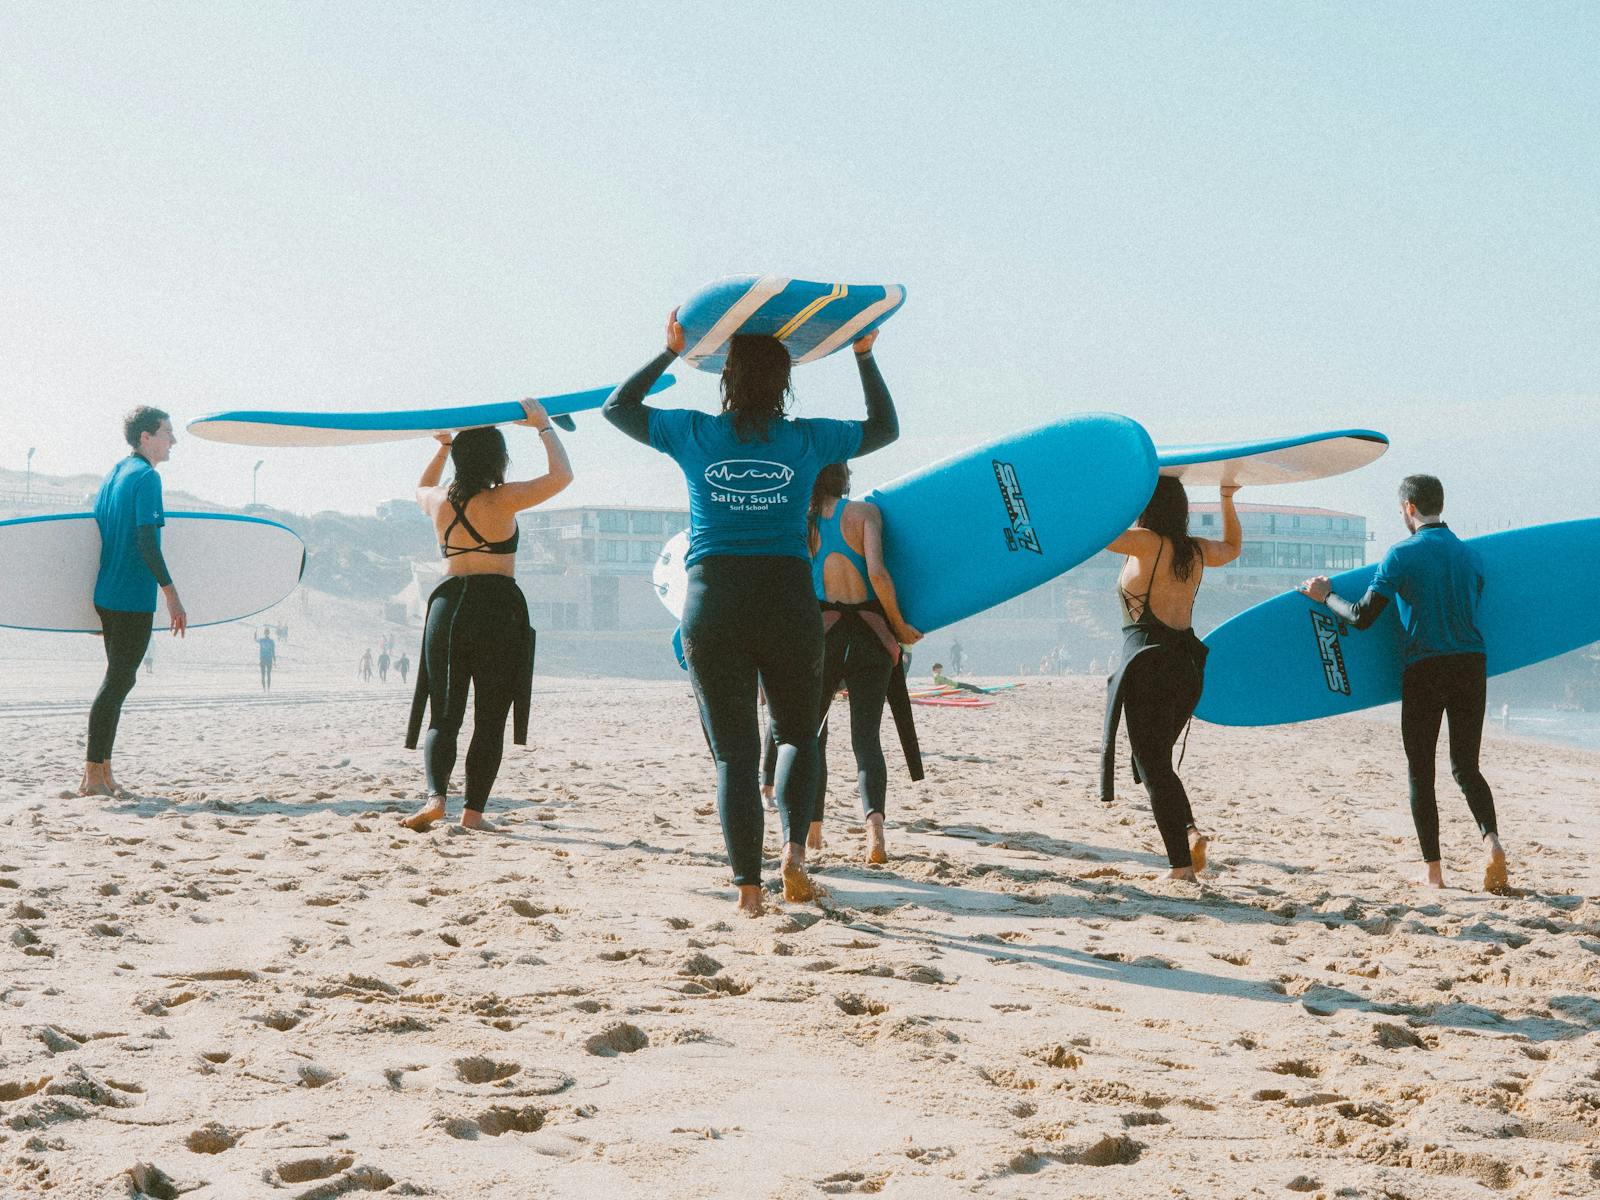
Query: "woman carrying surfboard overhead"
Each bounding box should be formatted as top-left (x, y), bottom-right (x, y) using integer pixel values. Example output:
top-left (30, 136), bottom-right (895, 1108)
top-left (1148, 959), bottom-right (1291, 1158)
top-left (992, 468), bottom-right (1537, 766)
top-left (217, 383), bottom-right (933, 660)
top-left (604, 310), bottom-right (899, 916)
top-left (1101, 477), bottom-right (1242, 881)
top-left (807, 462), bottom-right (923, 865)
top-left (400, 399), bottom-right (572, 834)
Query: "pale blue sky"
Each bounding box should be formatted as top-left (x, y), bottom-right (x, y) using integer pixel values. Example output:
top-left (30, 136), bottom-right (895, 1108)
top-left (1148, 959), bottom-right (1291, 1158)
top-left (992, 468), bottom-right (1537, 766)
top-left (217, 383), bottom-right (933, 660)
top-left (3, 3), bottom-right (1595, 542)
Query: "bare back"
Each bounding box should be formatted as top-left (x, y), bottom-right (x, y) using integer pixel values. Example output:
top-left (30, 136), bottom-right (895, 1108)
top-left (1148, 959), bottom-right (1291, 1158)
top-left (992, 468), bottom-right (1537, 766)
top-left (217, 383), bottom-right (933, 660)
top-left (423, 487), bottom-right (520, 578)
top-left (1117, 535), bottom-right (1205, 630)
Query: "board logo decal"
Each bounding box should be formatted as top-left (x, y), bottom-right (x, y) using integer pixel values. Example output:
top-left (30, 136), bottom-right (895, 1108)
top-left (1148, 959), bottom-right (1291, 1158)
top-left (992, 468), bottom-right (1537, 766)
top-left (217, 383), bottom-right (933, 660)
top-left (1310, 611), bottom-right (1352, 695)
top-left (992, 460), bottom-right (1041, 554)
top-left (703, 460), bottom-right (794, 494)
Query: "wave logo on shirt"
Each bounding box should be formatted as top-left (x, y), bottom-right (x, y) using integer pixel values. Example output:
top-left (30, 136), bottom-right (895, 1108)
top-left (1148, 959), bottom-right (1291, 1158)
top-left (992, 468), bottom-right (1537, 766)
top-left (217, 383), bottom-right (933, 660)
top-left (1310, 610), bottom-right (1352, 695)
top-left (704, 460), bottom-right (794, 494)
top-left (992, 459), bottom-right (1041, 554)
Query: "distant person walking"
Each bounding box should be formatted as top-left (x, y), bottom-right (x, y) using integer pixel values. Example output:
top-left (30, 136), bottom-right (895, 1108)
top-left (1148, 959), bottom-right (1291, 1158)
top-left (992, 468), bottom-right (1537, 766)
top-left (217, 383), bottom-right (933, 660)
top-left (397, 651), bottom-right (410, 685)
top-left (256, 627), bottom-right (276, 690)
top-left (378, 649), bottom-right (391, 682)
top-left (1300, 474), bottom-right (1507, 893)
top-left (81, 406), bottom-right (187, 798)
top-left (359, 649), bottom-right (373, 682)
top-left (948, 637), bottom-right (965, 675)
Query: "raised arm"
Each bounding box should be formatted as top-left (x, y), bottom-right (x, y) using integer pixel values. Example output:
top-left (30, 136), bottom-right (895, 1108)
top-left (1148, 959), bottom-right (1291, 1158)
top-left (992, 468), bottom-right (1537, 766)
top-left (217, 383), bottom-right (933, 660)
top-left (1200, 484), bottom-right (1242, 566)
top-left (416, 432), bottom-right (452, 504)
top-left (852, 331), bottom-right (898, 456)
top-left (497, 399), bottom-right (575, 511)
top-left (604, 309), bottom-right (684, 446)
top-left (1106, 527), bottom-right (1159, 557)
top-left (860, 503), bottom-right (921, 645)
top-left (1300, 576), bottom-right (1390, 631)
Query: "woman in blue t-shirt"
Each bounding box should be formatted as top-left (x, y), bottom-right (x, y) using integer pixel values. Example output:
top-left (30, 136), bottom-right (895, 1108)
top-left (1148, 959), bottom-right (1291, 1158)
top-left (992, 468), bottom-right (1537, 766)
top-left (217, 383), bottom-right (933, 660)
top-left (605, 310), bottom-right (899, 916)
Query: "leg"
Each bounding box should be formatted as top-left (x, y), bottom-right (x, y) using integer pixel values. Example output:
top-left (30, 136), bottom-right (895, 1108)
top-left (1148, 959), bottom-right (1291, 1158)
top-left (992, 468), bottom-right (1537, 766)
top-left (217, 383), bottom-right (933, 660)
top-left (1441, 656), bottom-right (1506, 891)
top-left (460, 653), bottom-right (516, 830)
top-left (404, 592), bottom-right (469, 832)
top-left (760, 696), bottom-right (778, 809)
top-left (809, 627), bottom-right (849, 850)
top-left (83, 608), bottom-right (153, 795)
top-left (754, 573), bottom-right (825, 902)
top-left (1121, 652), bottom-right (1197, 877)
top-left (1400, 660), bottom-right (1449, 883)
top-left (842, 630), bottom-right (893, 863)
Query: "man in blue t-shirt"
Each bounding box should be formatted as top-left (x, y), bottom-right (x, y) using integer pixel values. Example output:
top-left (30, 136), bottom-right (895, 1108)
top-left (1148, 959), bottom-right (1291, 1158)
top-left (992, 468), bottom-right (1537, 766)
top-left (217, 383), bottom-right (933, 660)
top-left (1300, 474), bottom-right (1506, 893)
top-left (256, 627), bottom-right (276, 690)
top-left (81, 407), bottom-right (187, 798)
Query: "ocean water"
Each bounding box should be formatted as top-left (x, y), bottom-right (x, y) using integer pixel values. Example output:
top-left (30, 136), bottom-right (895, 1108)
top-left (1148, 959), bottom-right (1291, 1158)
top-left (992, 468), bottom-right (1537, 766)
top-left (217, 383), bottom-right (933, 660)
top-left (1495, 708), bottom-right (1600, 754)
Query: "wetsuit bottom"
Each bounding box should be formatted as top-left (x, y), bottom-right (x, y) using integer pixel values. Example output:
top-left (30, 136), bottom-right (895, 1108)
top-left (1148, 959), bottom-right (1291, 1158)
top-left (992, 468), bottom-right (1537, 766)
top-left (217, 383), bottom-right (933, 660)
top-left (1121, 643), bottom-right (1204, 869)
top-left (815, 616), bottom-right (894, 823)
top-left (681, 556), bottom-right (822, 887)
top-left (422, 575), bottom-right (527, 813)
top-left (87, 607), bottom-right (154, 762)
top-left (260, 660), bottom-right (272, 689)
top-left (1400, 652), bottom-right (1497, 862)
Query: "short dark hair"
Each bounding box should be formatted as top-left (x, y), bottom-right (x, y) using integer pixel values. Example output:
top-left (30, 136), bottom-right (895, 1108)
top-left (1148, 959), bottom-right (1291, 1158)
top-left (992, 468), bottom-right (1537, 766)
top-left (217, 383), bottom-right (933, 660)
top-left (123, 406), bottom-right (170, 448)
top-left (1398, 474), bottom-right (1444, 515)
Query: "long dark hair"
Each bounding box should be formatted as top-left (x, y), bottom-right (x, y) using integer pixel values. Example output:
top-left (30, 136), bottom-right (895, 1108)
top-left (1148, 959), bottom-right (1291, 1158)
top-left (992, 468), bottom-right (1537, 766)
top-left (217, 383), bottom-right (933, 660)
top-left (721, 334), bottom-right (792, 442)
top-left (808, 462), bottom-right (850, 549)
top-left (447, 427), bottom-right (509, 509)
top-left (1136, 476), bottom-right (1201, 581)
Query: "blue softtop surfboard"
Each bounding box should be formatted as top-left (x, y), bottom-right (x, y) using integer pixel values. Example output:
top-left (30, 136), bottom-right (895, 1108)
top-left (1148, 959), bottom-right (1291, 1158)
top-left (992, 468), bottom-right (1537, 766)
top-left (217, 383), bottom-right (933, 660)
top-left (1197, 518), bottom-right (1600, 726)
top-left (186, 376), bottom-right (675, 447)
top-left (1157, 429), bottom-right (1388, 486)
top-left (678, 276), bottom-right (906, 374)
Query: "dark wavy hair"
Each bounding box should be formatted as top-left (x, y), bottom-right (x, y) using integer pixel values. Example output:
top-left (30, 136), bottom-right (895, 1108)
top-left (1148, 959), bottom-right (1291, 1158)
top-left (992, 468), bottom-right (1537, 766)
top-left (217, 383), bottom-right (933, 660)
top-left (1136, 476), bottom-right (1201, 582)
top-left (721, 334), bottom-right (792, 442)
top-left (123, 405), bottom-right (169, 449)
top-left (808, 461), bottom-right (851, 548)
top-left (447, 427), bottom-right (509, 509)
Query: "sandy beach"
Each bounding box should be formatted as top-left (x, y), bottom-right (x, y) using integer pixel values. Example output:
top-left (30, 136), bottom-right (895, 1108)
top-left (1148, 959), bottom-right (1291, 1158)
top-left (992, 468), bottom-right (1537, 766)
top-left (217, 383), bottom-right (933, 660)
top-left (1, 602), bottom-right (1597, 1200)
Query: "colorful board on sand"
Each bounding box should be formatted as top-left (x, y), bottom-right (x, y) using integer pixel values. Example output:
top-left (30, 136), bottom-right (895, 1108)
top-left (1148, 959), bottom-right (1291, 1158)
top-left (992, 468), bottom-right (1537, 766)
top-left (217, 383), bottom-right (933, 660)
top-left (649, 416), bottom-right (1158, 635)
top-left (0, 512), bottom-right (305, 633)
top-left (677, 276), bottom-right (906, 374)
top-left (186, 377), bottom-right (676, 447)
top-left (1157, 429), bottom-right (1388, 486)
top-left (1196, 518), bottom-right (1600, 726)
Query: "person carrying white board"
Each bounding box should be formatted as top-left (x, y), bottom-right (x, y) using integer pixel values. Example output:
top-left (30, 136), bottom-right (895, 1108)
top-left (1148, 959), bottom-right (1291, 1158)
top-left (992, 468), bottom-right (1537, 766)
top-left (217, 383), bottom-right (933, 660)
top-left (80, 407), bottom-right (188, 799)
top-left (1300, 474), bottom-right (1508, 893)
top-left (1100, 477), bottom-right (1242, 881)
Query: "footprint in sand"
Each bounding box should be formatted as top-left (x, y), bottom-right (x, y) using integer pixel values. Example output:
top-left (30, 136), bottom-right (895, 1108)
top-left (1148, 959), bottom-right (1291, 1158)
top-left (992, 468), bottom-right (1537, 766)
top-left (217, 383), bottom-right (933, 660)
top-left (584, 1023), bottom-right (649, 1056)
top-left (183, 1122), bottom-right (237, 1154)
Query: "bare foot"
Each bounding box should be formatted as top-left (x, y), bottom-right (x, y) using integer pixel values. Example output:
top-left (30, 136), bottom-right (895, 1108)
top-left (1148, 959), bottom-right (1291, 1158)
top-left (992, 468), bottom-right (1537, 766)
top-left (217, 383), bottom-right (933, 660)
top-left (865, 813), bottom-right (887, 865)
top-left (1187, 828), bottom-right (1209, 873)
top-left (78, 763), bottom-right (122, 798)
top-left (400, 795), bottom-right (446, 832)
top-left (736, 885), bottom-right (765, 917)
top-left (781, 844), bottom-right (816, 903)
top-left (1483, 838), bottom-right (1509, 894)
top-left (1167, 866), bottom-right (1198, 883)
top-left (761, 785), bottom-right (777, 812)
top-left (460, 811), bottom-right (498, 833)
top-left (806, 821), bottom-right (824, 853)
top-left (1415, 861), bottom-right (1446, 889)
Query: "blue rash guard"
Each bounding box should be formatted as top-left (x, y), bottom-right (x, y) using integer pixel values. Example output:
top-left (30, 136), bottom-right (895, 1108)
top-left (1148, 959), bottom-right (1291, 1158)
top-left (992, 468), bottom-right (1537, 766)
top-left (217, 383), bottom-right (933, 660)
top-left (93, 454), bottom-right (167, 613)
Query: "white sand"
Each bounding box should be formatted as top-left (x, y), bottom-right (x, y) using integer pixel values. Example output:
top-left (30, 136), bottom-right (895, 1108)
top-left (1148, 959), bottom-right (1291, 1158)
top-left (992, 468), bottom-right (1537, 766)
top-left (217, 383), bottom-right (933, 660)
top-left (2, 611), bottom-right (1598, 1198)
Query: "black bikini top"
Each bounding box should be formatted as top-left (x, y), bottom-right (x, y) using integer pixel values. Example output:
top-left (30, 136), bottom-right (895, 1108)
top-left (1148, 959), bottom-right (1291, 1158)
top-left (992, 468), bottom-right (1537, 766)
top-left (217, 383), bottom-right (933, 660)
top-left (440, 497), bottom-right (519, 558)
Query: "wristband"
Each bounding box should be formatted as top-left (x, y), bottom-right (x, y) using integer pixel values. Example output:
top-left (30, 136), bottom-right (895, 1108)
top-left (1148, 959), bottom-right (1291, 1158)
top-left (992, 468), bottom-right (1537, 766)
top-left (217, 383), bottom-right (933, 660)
top-left (537, 426), bottom-right (554, 435)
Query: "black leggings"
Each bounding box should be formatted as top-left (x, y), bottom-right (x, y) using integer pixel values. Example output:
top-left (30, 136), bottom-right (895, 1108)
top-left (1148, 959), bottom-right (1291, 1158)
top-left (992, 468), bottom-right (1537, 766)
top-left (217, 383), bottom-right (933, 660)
top-left (1400, 652), bottom-right (1497, 862)
top-left (814, 619), bottom-right (894, 823)
top-left (681, 556), bottom-right (822, 887)
top-left (1121, 644), bottom-right (1204, 869)
top-left (88, 607), bottom-right (153, 763)
top-left (422, 576), bottom-right (527, 813)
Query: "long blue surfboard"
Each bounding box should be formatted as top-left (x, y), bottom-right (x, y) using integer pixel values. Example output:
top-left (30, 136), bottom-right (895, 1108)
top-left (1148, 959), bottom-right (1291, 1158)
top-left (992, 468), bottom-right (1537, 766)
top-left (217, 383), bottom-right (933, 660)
top-left (871, 415), bottom-right (1157, 633)
top-left (1197, 518), bottom-right (1600, 726)
top-left (186, 376), bottom-right (675, 447)
top-left (678, 276), bottom-right (906, 374)
top-left (1157, 429), bottom-right (1388, 486)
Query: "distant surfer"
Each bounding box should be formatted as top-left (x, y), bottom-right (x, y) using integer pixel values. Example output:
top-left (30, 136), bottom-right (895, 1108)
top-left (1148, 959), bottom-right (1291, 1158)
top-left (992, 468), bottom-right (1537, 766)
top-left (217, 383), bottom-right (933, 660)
top-left (80, 407), bottom-right (187, 799)
top-left (1101, 479), bottom-right (1242, 881)
top-left (604, 311), bottom-right (898, 916)
top-left (1300, 474), bottom-right (1507, 893)
top-left (930, 663), bottom-right (985, 694)
top-left (397, 651), bottom-right (410, 685)
top-left (359, 649), bottom-right (373, 681)
top-left (400, 399), bottom-right (571, 833)
top-left (378, 648), bottom-right (390, 682)
top-left (807, 462), bottom-right (922, 864)
top-left (256, 626), bottom-right (276, 690)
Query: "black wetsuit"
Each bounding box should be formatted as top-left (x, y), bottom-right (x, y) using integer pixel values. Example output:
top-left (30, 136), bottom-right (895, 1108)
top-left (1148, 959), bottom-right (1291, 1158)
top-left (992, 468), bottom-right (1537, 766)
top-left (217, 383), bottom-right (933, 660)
top-left (405, 498), bottom-right (533, 813)
top-left (88, 481), bottom-right (171, 763)
top-left (1100, 540), bottom-right (1208, 869)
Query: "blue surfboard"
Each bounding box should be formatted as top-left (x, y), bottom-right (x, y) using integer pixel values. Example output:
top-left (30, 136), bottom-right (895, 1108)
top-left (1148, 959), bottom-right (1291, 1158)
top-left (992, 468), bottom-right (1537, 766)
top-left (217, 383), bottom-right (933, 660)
top-left (1197, 518), bottom-right (1600, 726)
top-left (678, 276), bottom-right (906, 374)
top-left (1157, 429), bottom-right (1388, 486)
top-left (186, 376), bottom-right (676, 447)
top-left (871, 415), bottom-right (1157, 633)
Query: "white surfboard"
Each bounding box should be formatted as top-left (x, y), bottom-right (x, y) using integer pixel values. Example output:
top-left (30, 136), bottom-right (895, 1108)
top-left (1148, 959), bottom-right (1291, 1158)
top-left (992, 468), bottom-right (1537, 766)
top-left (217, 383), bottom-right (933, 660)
top-left (1158, 429), bottom-right (1388, 486)
top-left (0, 512), bottom-right (305, 633)
top-left (652, 531), bottom-right (691, 620)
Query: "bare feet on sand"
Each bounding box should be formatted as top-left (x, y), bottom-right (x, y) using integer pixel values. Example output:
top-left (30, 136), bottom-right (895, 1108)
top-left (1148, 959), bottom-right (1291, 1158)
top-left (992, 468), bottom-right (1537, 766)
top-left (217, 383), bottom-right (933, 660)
top-left (1416, 861), bottom-right (1447, 889)
top-left (781, 844), bottom-right (816, 903)
top-left (761, 784), bottom-right (777, 812)
top-left (400, 795), bottom-right (446, 832)
top-left (460, 810), bottom-right (498, 833)
top-left (1187, 827), bottom-right (1208, 873)
top-left (1483, 835), bottom-right (1509, 894)
top-left (865, 813), bottom-right (887, 865)
top-left (77, 762), bottom-right (126, 799)
top-left (1167, 866), bottom-right (1198, 883)
top-left (737, 885), bottom-right (765, 917)
top-left (806, 821), bottom-right (824, 853)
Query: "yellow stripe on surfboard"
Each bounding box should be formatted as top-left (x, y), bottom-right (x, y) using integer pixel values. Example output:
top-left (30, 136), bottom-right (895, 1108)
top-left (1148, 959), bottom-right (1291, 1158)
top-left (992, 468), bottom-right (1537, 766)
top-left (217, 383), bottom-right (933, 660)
top-left (773, 283), bottom-right (847, 342)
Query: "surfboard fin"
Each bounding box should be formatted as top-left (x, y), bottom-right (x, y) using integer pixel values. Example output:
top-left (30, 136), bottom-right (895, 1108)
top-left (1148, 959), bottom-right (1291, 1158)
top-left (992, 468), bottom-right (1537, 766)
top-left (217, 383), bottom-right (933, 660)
top-left (552, 414), bottom-right (577, 432)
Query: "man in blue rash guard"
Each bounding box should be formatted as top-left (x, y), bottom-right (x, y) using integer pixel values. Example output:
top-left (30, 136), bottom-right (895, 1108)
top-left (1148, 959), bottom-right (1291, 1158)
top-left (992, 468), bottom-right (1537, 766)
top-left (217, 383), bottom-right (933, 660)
top-left (81, 407), bottom-right (187, 798)
top-left (1300, 474), bottom-right (1508, 894)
